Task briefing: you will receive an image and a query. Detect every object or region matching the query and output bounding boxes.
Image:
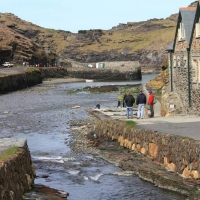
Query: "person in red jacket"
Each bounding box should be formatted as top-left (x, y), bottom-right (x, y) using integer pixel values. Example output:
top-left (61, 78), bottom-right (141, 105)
top-left (148, 90), bottom-right (154, 118)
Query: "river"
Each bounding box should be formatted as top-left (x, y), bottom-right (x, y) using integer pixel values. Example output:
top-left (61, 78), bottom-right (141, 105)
top-left (0, 74), bottom-right (186, 200)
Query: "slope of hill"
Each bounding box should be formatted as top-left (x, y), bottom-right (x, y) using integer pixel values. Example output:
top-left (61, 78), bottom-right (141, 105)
top-left (0, 12), bottom-right (178, 71)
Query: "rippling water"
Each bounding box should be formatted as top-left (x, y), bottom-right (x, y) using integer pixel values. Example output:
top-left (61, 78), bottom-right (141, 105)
top-left (0, 75), bottom-right (186, 200)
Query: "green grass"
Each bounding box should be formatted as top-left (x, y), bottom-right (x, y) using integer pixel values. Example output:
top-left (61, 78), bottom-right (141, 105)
top-left (125, 120), bottom-right (136, 128)
top-left (67, 88), bottom-right (84, 94)
top-left (67, 85), bottom-right (119, 94)
top-left (179, 136), bottom-right (193, 141)
top-left (0, 147), bottom-right (19, 160)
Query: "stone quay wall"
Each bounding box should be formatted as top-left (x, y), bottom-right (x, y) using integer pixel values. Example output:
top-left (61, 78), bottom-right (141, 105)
top-left (0, 138), bottom-right (35, 200)
top-left (39, 67), bottom-right (69, 78)
top-left (40, 67), bottom-right (141, 81)
top-left (94, 119), bottom-right (200, 180)
top-left (66, 67), bottom-right (141, 81)
top-left (0, 65), bottom-right (141, 94)
top-left (0, 70), bottom-right (42, 94)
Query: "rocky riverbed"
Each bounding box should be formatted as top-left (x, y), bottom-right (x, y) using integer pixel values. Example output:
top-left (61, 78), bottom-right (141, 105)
top-left (0, 75), bottom-right (187, 200)
top-left (69, 113), bottom-right (199, 199)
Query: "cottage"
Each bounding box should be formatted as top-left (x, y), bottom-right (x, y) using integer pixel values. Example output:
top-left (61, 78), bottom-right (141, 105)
top-left (167, 1), bottom-right (200, 115)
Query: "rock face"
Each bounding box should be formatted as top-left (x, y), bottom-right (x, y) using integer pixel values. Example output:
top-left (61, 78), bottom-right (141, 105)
top-left (0, 14), bottom-right (57, 65)
top-left (0, 138), bottom-right (35, 200)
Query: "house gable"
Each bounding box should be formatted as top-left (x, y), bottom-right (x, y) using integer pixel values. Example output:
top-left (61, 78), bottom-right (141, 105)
top-left (173, 7), bottom-right (197, 50)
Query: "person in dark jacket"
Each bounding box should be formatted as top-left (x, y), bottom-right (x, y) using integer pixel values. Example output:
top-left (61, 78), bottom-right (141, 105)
top-left (125, 92), bottom-right (135, 119)
top-left (136, 89), bottom-right (146, 119)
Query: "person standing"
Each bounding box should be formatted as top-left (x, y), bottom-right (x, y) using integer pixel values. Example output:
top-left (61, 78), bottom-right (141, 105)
top-left (123, 93), bottom-right (127, 107)
top-left (148, 90), bottom-right (154, 118)
top-left (125, 92), bottom-right (135, 119)
top-left (136, 89), bottom-right (146, 119)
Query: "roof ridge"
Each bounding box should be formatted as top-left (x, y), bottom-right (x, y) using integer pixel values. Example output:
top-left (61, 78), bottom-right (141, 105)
top-left (180, 7), bottom-right (197, 11)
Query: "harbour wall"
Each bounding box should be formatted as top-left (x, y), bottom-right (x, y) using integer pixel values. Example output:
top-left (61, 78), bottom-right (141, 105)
top-left (0, 66), bottom-right (141, 94)
top-left (0, 138), bottom-right (35, 200)
top-left (94, 119), bottom-right (200, 179)
top-left (39, 66), bottom-right (141, 80)
top-left (0, 70), bottom-right (42, 94)
top-left (93, 117), bottom-right (200, 192)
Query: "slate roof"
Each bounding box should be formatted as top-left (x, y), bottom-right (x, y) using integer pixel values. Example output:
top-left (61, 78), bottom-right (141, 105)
top-left (180, 7), bottom-right (197, 47)
top-left (166, 42), bottom-right (174, 51)
top-left (167, 6), bottom-right (197, 51)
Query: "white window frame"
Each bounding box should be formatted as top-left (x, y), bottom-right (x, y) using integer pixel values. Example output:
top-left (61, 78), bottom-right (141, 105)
top-left (178, 22), bottom-right (185, 41)
top-left (196, 17), bottom-right (200, 38)
top-left (191, 57), bottom-right (200, 84)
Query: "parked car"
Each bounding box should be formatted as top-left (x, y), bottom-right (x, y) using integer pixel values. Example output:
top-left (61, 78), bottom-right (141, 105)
top-left (2, 62), bottom-right (14, 67)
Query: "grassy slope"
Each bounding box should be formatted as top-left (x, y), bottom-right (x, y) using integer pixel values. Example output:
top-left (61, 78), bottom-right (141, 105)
top-left (0, 13), bottom-right (177, 55)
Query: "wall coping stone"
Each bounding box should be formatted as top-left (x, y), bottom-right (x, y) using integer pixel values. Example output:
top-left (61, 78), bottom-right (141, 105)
top-left (0, 138), bottom-right (27, 148)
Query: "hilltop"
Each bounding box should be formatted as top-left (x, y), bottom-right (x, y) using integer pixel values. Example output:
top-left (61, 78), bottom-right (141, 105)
top-left (0, 12), bottom-right (178, 71)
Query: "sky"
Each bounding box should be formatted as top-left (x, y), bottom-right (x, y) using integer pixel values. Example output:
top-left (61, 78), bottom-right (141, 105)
top-left (0, 0), bottom-right (194, 33)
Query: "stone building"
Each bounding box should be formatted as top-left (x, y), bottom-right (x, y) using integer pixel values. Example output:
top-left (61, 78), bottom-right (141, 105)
top-left (167, 1), bottom-right (200, 115)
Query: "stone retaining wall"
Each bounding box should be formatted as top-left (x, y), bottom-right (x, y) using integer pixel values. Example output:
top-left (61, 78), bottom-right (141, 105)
top-left (94, 119), bottom-right (200, 180)
top-left (0, 70), bottom-right (42, 94)
top-left (39, 67), bottom-right (141, 80)
top-left (0, 138), bottom-right (35, 200)
top-left (67, 67), bottom-right (141, 81)
top-left (39, 67), bottom-right (69, 78)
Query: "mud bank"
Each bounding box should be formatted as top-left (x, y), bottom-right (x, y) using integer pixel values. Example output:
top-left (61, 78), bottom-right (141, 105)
top-left (0, 138), bottom-right (35, 200)
top-left (70, 110), bottom-right (200, 199)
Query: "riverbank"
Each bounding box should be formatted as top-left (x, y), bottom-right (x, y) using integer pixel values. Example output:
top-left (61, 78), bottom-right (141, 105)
top-left (69, 109), bottom-right (200, 199)
top-left (0, 75), bottom-right (185, 199)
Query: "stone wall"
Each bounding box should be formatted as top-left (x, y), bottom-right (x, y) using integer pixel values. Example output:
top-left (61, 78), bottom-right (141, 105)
top-left (40, 66), bottom-right (141, 80)
top-left (67, 67), bottom-right (141, 81)
top-left (0, 138), bottom-right (35, 200)
top-left (170, 25), bottom-right (200, 115)
top-left (0, 70), bottom-right (42, 94)
top-left (39, 67), bottom-right (69, 78)
top-left (94, 119), bottom-right (200, 179)
top-left (0, 65), bottom-right (142, 94)
top-left (71, 60), bottom-right (141, 75)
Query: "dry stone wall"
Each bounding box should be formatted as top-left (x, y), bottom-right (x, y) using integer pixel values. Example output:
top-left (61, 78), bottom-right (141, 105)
top-left (0, 138), bottom-right (35, 200)
top-left (94, 119), bottom-right (200, 180)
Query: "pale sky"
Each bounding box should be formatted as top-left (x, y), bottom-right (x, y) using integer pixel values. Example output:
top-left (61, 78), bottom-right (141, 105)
top-left (0, 0), bottom-right (194, 33)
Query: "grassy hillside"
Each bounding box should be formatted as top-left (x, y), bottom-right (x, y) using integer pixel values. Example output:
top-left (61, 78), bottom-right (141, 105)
top-left (0, 12), bottom-right (177, 67)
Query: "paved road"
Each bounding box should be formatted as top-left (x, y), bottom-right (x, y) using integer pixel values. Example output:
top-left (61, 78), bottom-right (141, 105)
top-left (97, 107), bottom-right (200, 141)
top-left (136, 115), bottom-right (200, 141)
top-left (0, 66), bottom-right (28, 75)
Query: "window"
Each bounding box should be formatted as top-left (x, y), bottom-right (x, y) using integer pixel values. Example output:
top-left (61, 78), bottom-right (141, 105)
top-left (196, 18), bottom-right (200, 37)
top-left (178, 22), bottom-right (185, 41)
top-left (191, 57), bottom-right (200, 84)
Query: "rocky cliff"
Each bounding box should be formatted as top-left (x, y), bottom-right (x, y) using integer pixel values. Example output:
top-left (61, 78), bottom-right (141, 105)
top-left (0, 12), bottom-right (178, 72)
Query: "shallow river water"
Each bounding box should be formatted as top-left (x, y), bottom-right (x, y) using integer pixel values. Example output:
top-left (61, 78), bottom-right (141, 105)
top-left (0, 75), bottom-right (186, 200)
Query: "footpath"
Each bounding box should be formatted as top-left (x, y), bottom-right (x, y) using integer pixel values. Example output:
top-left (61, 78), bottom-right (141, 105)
top-left (97, 104), bottom-right (200, 141)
